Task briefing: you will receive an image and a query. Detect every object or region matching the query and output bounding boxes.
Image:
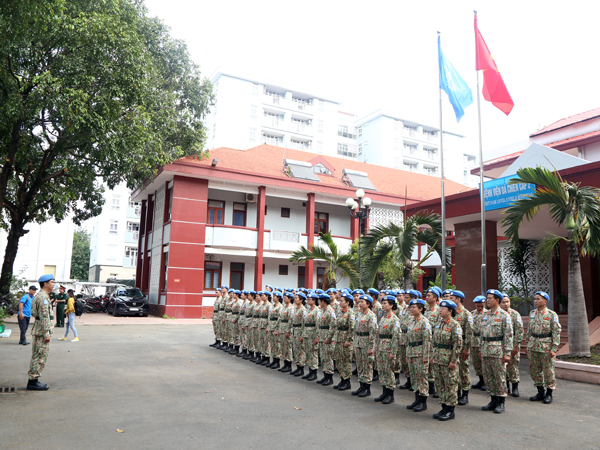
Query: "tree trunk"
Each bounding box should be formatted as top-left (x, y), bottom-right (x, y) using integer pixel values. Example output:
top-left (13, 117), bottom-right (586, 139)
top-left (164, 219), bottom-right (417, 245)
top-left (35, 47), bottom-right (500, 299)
top-left (0, 220), bottom-right (25, 297)
top-left (403, 266), bottom-right (413, 290)
top-left (567, 237), bottom-right (591, 357)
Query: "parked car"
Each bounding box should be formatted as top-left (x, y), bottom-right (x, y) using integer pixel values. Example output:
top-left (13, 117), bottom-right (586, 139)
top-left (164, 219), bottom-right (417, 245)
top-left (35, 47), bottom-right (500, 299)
top-left (107, 288), bottom-right (149, 317)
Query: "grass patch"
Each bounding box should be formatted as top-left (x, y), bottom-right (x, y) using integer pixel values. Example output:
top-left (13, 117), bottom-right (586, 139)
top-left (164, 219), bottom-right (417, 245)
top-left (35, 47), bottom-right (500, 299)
top-left (557, 343), bottom-right (600, 365)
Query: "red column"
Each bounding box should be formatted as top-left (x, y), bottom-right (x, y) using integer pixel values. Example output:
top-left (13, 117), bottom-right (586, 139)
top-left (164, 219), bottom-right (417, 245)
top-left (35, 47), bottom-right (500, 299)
top-left (306, 193), bottom-right (315, 289)
top-left (350, 215), bottom-right (359, 243)
top-left (164, 176), bottom-right (208, 318)
top-left (135, 200), bottom-right (146, 286)
top-left (363, 214), bottom-right (370, 235)
top-left (254, 186), bottom-right (266, 290)
top-left (141, 197), bottom-right (154, 296)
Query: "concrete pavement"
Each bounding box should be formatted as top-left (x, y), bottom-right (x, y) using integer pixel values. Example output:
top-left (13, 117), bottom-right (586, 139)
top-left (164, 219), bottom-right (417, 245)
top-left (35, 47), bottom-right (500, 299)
top-left (2, 324), bottom-right (600, 450)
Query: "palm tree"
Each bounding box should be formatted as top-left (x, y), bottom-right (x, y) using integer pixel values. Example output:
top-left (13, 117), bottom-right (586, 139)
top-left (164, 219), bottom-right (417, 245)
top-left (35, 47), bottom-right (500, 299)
top-left (359, 211), bottom-right (447, 290)
top-left (289, 231), bottom-right (360, 289)
top-left (503, 166), bottom-right (600, 357)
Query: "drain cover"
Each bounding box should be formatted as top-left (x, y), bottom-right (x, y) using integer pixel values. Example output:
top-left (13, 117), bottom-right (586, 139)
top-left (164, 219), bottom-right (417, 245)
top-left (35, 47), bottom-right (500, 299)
top-left (0, 387), bottom-right (17, 393)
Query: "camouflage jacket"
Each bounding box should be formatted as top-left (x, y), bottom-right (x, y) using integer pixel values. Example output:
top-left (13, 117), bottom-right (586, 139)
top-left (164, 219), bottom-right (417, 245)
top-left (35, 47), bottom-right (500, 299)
top-left (424, 304), bottom-right (441, 332)
top-left (291, 305), bottom-right (306, 335)
top-left (454, 306), bottom-right (473, 348)
top-left (507, 308), bottom-right (524, 348)
top-left (372, 301), bottom-right (384, 324)
top-left (480, 308), bottom-right (513, 357)
top-left (405, 315), bottom-right (432, 358)
top-left (259, 302), bottom-right (270, 329)
top-left (251, 302), bottom-right (262, 327)
top-left (398, 308), bottom-right (412, 345)
top-left (376, 313), bottom-right (400, 354)
top-left (431, 317), bottom-right (463, 366)
top-left (527, 307), bottom-right (561, 353)
top-left (31, 290), bottom-right (53, 338)
top-left (279, 304), bottom-right (293, 334)
top-left (230, 299), bottom-right (242, 324)
top-left (317, 305), bottom-right (336, 342)
top-left (242, 301), bottom-right (254, 327)
top-left (335, 307), bottom-right (355, 343)
top-left (470, 308), bottom-right (488, 347)
top-left (302, 305), bottom-right (319, 339)
top-left (268, 303), bottom-right (283, 331)
top-left (354, 309), bottom-right (377, 349)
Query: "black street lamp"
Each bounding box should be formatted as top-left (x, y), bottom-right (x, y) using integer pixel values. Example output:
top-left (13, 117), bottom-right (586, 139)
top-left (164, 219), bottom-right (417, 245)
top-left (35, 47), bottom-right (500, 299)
top-left (346, 189), bottom-right (371, 288)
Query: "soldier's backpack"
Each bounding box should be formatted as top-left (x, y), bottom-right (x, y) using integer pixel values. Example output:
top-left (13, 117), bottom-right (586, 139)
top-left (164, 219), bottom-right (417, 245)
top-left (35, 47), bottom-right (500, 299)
top-left (74, 299), bottom-right (85, 317)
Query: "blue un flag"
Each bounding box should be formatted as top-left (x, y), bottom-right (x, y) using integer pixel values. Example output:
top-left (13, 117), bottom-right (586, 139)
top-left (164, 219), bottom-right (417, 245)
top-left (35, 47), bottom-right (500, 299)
top-left (438, 36), bottom-right (473, 122)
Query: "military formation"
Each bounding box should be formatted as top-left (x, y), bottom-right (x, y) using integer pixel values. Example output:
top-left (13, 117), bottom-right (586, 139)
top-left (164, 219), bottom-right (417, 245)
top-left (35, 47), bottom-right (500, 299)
top-left (211, 285), bottom-right (562, 420)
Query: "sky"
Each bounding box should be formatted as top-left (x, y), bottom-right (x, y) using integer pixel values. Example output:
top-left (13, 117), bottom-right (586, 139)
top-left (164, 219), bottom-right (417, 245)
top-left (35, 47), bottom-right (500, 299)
top-left (143, 0), bottom-right (600, 156)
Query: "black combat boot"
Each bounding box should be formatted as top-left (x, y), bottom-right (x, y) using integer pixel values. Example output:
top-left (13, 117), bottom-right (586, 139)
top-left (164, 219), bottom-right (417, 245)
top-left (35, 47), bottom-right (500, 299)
top-left (530, 386), bottom-right (545, 401)
top-left (511, 382), bottom-right (520, 397)
top-left (270, 358), bottom-right (281, 370)
top-left (321, 373), bottom-right (334, 386)
top-left (227, 345), bottom-right (236, 354)
top-left (317, 373), bottom-right (327, 384)
top-left (398, 377), bottom-right (412, 390)
top-left (358, 383), bottom-right (371, 397)
top-left (439, 405), bottom-right (455, 421)
top-left (395, 373), bottom-right (400, 385)
top-left (302, 368), bottom-right (312, 379)
top-left (458, 390), bottom-right (469, 405)
top-left (333, 377), bottom-right (343, 389)
top-left (223, 343), bottom-right (232, 352)
top-left (457, 389), bottom-right (462, 403)
top-left (433, 404), bottom-right (446, 420)
top-left (260, 356), bottom-right (270, 365)
top-left (382, 388), bottom-right (395, 405)
top-left (506, 380), bottom-right (512, 395)
top-left (374, 387), bottom-right (387, 402)
top-left (209, 340), bottom-right (218, 348)
top-left (290, 365), bottom-right (301, 376)
top-left (339, 378), bottom-right (351, 391)
top-left (306, 368), bottom-right (318, 381)
top-left (482, 396), bottom-right (498, 411)
top-left (543, 388), bottom-right (553, 404)
top-left (251, 352), bottom-right (260, 363)
top-left (429, 381), bottom-right (438, 399)
top-left (294, 366), bottom-right (305, 377)
top-left (280, 361), bottom-right (292, 373)
top-left (234, 345), bottom-right (241, 355)
top-left (413, 394), bottom-right (428, 412)
top-left (407, 391), bottom-right (419, 409)
top-left (480, 381), bottom-right (487, 391)
top-left (373, 370), bottom-right (379, 382)
top-left (255, 353), bottom-right (265, 364)
top-left (26, 379), bottom-right (49, 391)
top-left (472, 375), bottom-right (485, 390)
top-left (494, 396), bottom-right (505, 414)
top-left (352, 382), bottom-right (365, 396)
top-left (243, 350), bottom-right (253, 360)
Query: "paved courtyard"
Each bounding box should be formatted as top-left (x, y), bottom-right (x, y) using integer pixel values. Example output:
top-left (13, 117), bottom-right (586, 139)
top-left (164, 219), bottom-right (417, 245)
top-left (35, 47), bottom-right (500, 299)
top-left (2, 323), bottom-right (600, 450)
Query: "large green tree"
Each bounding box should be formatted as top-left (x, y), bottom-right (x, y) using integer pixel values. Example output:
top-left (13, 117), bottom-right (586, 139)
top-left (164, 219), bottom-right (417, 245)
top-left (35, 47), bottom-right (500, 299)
top-left (70, 227), bottom-right (90, 280)
top-left (503, 167), bottom-right (600, 357)
top-left (0, 0), bottom-right (213, 294)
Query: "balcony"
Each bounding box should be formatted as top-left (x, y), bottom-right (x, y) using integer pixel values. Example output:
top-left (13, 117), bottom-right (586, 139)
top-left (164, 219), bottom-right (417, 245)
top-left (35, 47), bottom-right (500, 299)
top-left (123, 256), bottom-right (137, 269)
top-left (289, 140), bottom-right (312, 151)
top-left (125, 230), bottom-right (139, 244)
top-left (402, 147), bottom-right (439, 162)
top-left (262, 116), bottom-right (282, 128)
top-left (289, 122), bottom-right (312, 134)
top-left (261, 94), bottom-right (314, 115)
top-left (205, 226), bottom-right (258, 249)
top-left (126, 206), bottom-right (141, 218)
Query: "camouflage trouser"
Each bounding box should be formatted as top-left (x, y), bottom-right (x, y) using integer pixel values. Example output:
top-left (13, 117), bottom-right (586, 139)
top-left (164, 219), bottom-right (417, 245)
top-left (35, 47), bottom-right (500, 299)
top-left (320, 342), bottom-right (335, 374)
top-left (292, 330), bottom-right (305, 366)
top-left (304, 334), bottom-right (319, 370)
top-left (458, 352), bottom-right (471, 391)
top-left (281, 333), bottom-right (293, 362)
top-left (28, 334), bottom-right (50, 380)
top-left (269, 332), bottom-right (281, 359)
top-left (393, 344), bottom-right (410, 377)
top-left (232, 321), bottom-right (241, 346)
top-left (222, 319), bottom-right (230, 343)
top-left (408, 356), bottom-right (429, 396)
top-left (249, 327), bottom-right (256, 352)
top-left (335, 343), bottom-right (353, 380)
top-left (482, 356), bottom-right (507, 397)
top-left (528, 351), bottom-right (556, 390)
top-left (428, 362), bottom-right (435, 382)
top-left (471, 346), bottom-right (483, 376)
top-left (506, 352), bottom-right (520, 383)
top-left (212, 314), bottom-right (218, 339)
top-left (259, 328), bottom-right (269, 356)
top-left (433, 363), bottom-right (458, 406)
top-left (355, 346), bottom-right (374, 384)
top-left (376, 350), bottom-right (395, 390)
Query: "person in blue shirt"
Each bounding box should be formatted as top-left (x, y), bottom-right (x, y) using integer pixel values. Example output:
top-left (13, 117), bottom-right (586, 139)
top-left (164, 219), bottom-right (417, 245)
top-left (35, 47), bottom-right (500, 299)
top-left (18, 285), bottom-right (38, 345)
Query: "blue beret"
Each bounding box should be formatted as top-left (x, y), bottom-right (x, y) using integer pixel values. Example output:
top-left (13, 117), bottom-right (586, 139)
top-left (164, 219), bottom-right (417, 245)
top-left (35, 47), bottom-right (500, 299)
top-left (359, 294), bottom-right (373, 304)
top-left (318, 293), bottom-right (330, 300)
top-left (425, 288), bottom-right (439, 298)
top-left (228, 289), bottom-right (234, 293)
top-left (351, 289), bottom-right (365, 295)
top-left (264, 291), bottom-right (272, 297)
top-left (315, 289), bottom-right (325, 295)
top-left (535, 291), bottom-right (550, 302)
top-left (486, 289), bottom-right (503, 299)
top-left (367, 288), bottom-right (379, 296)
top-left (326, 288), bottom-right (338, 294)
top-left (383, 295), bottom-right (397, 304)
top-left (296, 292), bottom-right (306, 300)
top-left (221, 285), bottom-right (229, 290)
top-left (473, 295), bottom-right (486, 303)
top-left (274, 286), bottom-right (281, 292)
top-left (442, 289), bottom-right (453, 296)
top-left (265, 284), bottom-right (273, 290)
top-left (409, 298), bottom-right (427, 307)
top-left (308, 293), bottom-right (319, 299)
top-left (284, 292), bottom-right (294, 298)
top-left (381, 290), bottom-right (389, 295)
top-left (234, 290), bottom-right (241, 295)
top-left (38, 274), bottom-right (54, 283)
top-left (451, 290), bottom-right (465, 300)
top-left (439, 300), bottom-right (457, 310)
top-left (273, 291), bottom-right (282, 297)
top-left (341, 292), bottom-right (353, 301)
top-left (408, 289), bottom-right (421, 298)
top-left (248, 291), bottom-right (256, 295)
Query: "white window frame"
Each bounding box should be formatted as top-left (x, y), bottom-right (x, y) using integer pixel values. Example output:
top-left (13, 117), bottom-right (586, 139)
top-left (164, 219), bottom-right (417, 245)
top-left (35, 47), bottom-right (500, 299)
top-left (250, 105), bottom-right (257, 118)
top-left (109, 220), bottom-right (118, 234)
top-left (252, 83), bottom-right (259, 94)
top-left (318, 100), bottom-right (324, 111)
top-left (249, 127), bottom-right (256, 141)
top-left (318, 120), bottom-right (324, 132)
top-left (111, 196), bottom-right (120, 209)
top-left (358, 127), bottom-right (362, 137)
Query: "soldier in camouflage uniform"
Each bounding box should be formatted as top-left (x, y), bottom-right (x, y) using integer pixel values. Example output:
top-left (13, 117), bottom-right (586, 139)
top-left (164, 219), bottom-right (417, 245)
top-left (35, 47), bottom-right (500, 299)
top-left (501, 294), bottom-right (524, 397)
top-left (257, 291), bottom-right (272, 365)
top-left (470, 295), bottom-right (488, 390)
top-left (333, 292), bottom-right (355, 391)
top-left (301, 293), bottom-right (320, 380)
top-left (527, 291), bottom-right (561, 404)
top-left (424, 287), bottom-right (442, 398)
top-left (368, 288), bottom-right (383, 323)
top-left (397, 290), bottom-right (416, 391)
top-left (250, 293), bottom-right (263, 362)
top-left (278, 292), bottom-right (294, 372)
top-left (210, 288), bottom-right (222, 348)
top-left (431, 300), bottom-right (463, 421)
top-left (228, 291), bottom-right (242, 355)
top-left (266, 291), bottom-right (283, 369)
top-left (317, 293), bottom-right (336, 385)
top-left (374, 295), bottom-right (401, 404)
top-left (222, 289), bottom-right (235, 352)
top-left (27, 274), bottom-right (55, 390)
top-left (480, 289), bottom-right (513, 414)
top-left (451, 290), bottom-right (473, 406)
top-left (241, 292), bottom-right (254, 359)
top-left (214, 286), bottom-right (229, 349)
top-left (290, 292), bottom-right (307, 377)
top-left (405, 298), bottom-right (432, 412)
top-left (352, 294), bottom-right (377, 398)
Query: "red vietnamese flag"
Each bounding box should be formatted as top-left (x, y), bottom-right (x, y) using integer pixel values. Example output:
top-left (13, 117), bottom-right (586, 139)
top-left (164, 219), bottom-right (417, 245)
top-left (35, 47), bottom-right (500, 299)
top-left (474, 14), bottom-right (514, 115)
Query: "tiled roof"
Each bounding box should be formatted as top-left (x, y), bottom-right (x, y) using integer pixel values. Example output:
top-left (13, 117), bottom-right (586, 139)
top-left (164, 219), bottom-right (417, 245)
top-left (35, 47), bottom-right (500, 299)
top-left (546, 129), bottom-right (600, 148)
top-left (530, 107), bottom-right (600, 137)
top-left (180, 144), bottom-right (470, 201)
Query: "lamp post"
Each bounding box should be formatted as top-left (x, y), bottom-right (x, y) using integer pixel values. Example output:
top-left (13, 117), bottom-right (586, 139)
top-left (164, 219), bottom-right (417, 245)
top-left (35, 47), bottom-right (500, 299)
top-left (346, 189), bottom-right (371, 288)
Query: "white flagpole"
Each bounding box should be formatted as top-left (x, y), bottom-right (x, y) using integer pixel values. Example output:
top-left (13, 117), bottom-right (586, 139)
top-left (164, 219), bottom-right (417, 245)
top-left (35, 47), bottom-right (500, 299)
top-left (438, 31), bottom-right (447, 291)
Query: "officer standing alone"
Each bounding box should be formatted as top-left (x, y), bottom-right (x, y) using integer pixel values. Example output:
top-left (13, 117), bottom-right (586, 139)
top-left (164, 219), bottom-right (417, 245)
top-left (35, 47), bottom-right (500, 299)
top-left (27, 274), bottom-right (55, 391)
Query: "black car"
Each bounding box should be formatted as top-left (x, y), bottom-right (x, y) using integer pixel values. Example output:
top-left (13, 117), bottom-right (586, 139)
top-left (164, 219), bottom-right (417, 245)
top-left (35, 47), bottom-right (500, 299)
top-left (107, 288), bottom-right (149, 317)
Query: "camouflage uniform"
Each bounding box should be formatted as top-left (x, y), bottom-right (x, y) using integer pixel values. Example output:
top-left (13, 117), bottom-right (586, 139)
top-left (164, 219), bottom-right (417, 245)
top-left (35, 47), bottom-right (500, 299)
top-left (527, 307), bottom-right (561, 390)
top-left (334, 307), bottom-right (355, 380)
top-left (372, 301), bottom-right (384, 324)
top-left (375, 312), bottom-right (400, 390)
top-left (303, 305), bottom-right (320, 370)
top-left (395, 307), bottom-right (411, 377)
top-left (470, 307), bottom-right (487, 377)
top-left (454, 306), bottom-right (473, 391)
top-left (223, 296), bottom-right (234, 345)
top-left (354, 309), bottom-right (377, 384)
top-left (318, 304), bottom-right (336, 374)
top-left (279, 303), bottom-right (293, 362)
top-left (28, 289), bottom-right (53, 380)
top-left (259, 302), bottom-right (270, 357)
top-left (432, 317), bottom-right (463, 407)
top-left (292, 305), bottom-right (306, 366)
top-left (241, 300), bottom-right (253, 352)
top-left (230, 298), bottom-right (242, 347)
top-left (251, 301), bottom-right (261, 354)
top-left (268, 302), bottom-right (283, 359)
top-left (212, 295), bottom-right (222, 342)
top-left (480, 308), bottom-right (513, 397)
top-left (424, 304), bottom-right (441, 382)
top-left (406, 315), bottom-right (432, 396)
top-left (506, 308), bottom-right (524, 383)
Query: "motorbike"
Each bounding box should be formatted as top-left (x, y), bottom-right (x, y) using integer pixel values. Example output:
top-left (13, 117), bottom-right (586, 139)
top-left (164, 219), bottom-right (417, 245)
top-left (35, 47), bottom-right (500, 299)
top-left (0, 294), bottom-right (15, 316)
top-left (83, 296), bottom-right (107, 313)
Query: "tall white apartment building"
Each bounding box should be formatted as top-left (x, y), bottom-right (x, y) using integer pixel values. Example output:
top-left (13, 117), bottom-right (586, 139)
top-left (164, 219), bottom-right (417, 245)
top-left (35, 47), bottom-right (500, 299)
top-left (88, 183), bottom-right (140, 282)
top-left (205, 68), bottom-right (479, 187)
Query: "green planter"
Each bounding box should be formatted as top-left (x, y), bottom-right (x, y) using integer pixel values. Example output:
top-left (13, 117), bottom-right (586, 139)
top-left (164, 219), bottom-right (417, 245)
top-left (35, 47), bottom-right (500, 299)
top-left (0, 323), bottom-right (5, 334)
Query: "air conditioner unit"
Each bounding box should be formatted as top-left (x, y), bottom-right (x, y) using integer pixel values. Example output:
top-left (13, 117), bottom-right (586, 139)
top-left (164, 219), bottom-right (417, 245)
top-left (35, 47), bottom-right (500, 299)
top-left (246, 193), bottom-right (257, 203)
top-left (298, 104), bottom-right (304, 110)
